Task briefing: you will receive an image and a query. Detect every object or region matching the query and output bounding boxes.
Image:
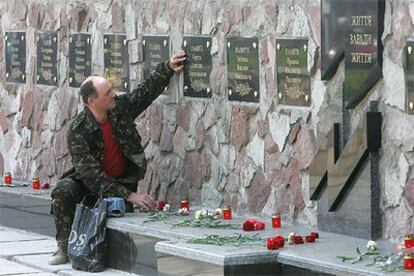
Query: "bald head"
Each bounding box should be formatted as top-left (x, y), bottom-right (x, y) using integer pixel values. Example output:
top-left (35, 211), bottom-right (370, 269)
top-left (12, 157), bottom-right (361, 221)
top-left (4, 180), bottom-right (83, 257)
top-left (79, 76), bottom-right (109, 105)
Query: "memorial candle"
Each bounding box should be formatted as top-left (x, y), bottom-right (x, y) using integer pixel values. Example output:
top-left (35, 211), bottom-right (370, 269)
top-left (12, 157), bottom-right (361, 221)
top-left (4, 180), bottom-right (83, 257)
top-left (272, 213), bottom-right (281, 228)
top-left (180, 199), bottom-right (189, 209)
top-left (4, 172), bottom-right (12, 185)
top-left (223, 205), bottom-right (232, 219)
top-left (405, 234), bottom-right (414, 248)
top-left (405, 253), bottom-right (414, 271)
top-left (32, 177), bottom-right (40, 189)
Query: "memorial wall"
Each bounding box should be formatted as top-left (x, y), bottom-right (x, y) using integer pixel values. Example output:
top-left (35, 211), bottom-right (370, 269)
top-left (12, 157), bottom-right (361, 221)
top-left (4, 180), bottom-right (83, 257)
top-left (0, 0), bottom-right (413, 240)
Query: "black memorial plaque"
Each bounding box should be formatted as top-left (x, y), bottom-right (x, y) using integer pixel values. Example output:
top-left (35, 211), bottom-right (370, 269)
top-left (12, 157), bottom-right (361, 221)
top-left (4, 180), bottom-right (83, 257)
top-left (321, 0), bottom-right (350, 80)
top-left (276, 38), bottom-right (310, 106)
top-left (227, 37), bottom-right (259, 102)
top-left (344, 0), bottom-right (384, 108)
top-left (104, 34), bottom-right (129, 92)
top-left (69, 33), bottom-right (91, 88)
top-left (143, 35), bottom-right (170, 80)
top-left (182, 35), bottom-right (212, 98)
top-left (406, 40), bottom-right (414, 115)
top-left (5, 31), bottom-right (26, 83)
top-left (36, 31), bottom-right (58, 86)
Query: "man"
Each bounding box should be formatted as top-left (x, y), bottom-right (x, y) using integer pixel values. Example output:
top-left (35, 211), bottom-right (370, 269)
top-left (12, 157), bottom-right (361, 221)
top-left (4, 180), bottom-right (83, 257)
top-left (48, 51), bottom-right (185, 265)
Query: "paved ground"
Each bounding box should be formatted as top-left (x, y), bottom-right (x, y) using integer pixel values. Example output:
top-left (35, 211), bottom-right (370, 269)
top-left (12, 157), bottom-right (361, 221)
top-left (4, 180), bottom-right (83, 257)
top-left (0, 226), bottom-right (141, 275)
top-left (0, 185), bottom-right (140, 275)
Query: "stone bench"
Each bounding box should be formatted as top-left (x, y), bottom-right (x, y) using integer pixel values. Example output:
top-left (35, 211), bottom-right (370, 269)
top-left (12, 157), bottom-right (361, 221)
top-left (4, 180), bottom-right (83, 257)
top-left (0, 185), bottom-right (403, 276)
top-left (106, 212), bottom-right (402, 276)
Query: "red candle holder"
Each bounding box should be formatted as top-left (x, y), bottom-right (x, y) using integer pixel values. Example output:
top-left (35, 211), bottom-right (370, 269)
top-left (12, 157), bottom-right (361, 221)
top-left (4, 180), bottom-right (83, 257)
top-left (272, 213), bottom-right (281, 228)
top-left (4, 172), bottom-right (12, 185)
top-left (223, 205), bottom-right (232, 219)
top-left (405, 253), bottom-right (414, 271)
top-left (405, 234), bottom-right (414, 248)
top-left (180, 199), bottom-right (189, 209)
top-left (32, 178), bottom-right (40, 190)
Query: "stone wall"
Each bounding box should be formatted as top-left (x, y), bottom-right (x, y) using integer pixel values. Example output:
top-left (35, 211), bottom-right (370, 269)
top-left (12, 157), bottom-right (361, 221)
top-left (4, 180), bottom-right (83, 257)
top-left (0, 0), bottom-right (413, 240)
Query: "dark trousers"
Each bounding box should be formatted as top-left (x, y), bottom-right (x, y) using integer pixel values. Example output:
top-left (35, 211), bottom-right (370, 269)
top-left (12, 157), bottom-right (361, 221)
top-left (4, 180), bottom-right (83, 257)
top-left (51, 177), bottom-right (136, 250)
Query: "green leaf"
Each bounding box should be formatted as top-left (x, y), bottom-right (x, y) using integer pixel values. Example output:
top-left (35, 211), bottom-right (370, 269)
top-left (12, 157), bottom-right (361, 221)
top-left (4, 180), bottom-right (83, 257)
top-left (356, 247), bottom-right (361, 255)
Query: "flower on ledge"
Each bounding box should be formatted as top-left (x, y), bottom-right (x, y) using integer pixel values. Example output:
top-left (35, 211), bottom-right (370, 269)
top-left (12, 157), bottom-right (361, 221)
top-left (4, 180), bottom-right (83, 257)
top-left (267, 236), bottom-right (285, 250)
top-left (177, 208), bottom-right (189, 215)
top-left (367, 240), bottom-right (377, 252)
top-left (242, 219), bottom-right (265, 231)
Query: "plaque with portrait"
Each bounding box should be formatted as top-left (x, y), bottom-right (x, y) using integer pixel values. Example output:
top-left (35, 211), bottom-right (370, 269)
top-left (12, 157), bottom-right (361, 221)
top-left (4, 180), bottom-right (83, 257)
top-left (69, 33), bottom-right (91, 88)
top-left (182, 35), bottom-right (212, 98)
top-left (226, 37), bottom-right (259, 103)
top-left (5, 31), bottom-right (26, 83)
top-left (142, 35), bottom-right (170, 80)
top-left (276, 38), bottom-right (310, 107)
top-left (104, 33), bottom-right (129, 92)
top-left (344, 0), bottom-right (385, 109)
top-left (36, 31), bottom-right (58, 86)
top-left (406, 40), bottom-right (414, 115)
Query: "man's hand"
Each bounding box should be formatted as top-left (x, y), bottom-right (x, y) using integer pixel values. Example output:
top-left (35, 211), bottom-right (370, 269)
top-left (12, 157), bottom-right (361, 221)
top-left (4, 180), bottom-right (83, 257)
top-left (169, 50), bottom-right (186, 73)
top-left (127, 192), bottom-right (156, 211)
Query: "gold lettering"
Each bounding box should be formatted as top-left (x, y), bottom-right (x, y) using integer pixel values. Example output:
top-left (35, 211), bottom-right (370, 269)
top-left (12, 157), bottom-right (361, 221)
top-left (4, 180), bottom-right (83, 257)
top-left (148, 44), bottom-right (161, 51)
top-left (285, 48), bottom-right (300, 55)
top-left (351, 15), bottom-right (373, 26)
top-left (189, 71), bottom-right (207, 77)
top-left (351, 53), bottom-right (372, 63)
top-left (236, 56), bottom-right (249, 62)
top-left (191, 45), bottom-right (203, 52)
top-left (287, 57), bottom-right (299, 66)
top-left (237, 64), bottom-right (249, 71)
top-left (235, 47), bottom-right (250, 54)
top-left (190, 63), bottom-right (203, 69)
top-left (234, 73), bottom-right (252, 80)
top-left (349, 34), bottom-right (372, 45)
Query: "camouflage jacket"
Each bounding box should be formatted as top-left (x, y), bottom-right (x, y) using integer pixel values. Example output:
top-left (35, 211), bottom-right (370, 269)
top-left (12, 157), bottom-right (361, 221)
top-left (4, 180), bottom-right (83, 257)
top-left (65, 61), bottom-right (175, 199)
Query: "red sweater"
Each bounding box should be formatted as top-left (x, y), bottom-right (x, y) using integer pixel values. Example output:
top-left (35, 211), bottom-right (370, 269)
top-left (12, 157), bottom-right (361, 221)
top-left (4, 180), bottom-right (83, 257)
top-left (99, 120), bottom-right (127, 177)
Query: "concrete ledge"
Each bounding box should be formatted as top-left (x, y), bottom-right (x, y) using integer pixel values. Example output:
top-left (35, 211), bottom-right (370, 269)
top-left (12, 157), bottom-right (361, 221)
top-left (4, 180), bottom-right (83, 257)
top-left (107, 212), bottom-right (404, 276)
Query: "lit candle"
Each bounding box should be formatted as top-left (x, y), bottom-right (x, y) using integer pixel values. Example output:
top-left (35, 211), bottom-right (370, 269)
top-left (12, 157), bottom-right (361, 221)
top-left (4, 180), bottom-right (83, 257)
top-left (180, 199), bottom-right (189, 209)
top-left (405, 234), bottom-right (414, 248)
top-left (223, 205), bottom-right (232, 219)
top-left (4, 172), bottom-right (12, 185)
top-left (272, 213), bottom-right (281, 228)
top-left (32, 178), bottom-right (40, 190)
top-left (405, 253), bottom-right (414, 271)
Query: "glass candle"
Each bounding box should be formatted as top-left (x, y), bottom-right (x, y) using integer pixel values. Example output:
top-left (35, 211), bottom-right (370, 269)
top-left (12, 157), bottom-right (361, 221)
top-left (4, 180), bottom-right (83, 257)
top-left (223, 205), bottom-right (232, 219)
top-left (32, 178), bottom-right (40, 190)
top-left (180, 199), bottom-right (189, 209)
top-left (405, 253), bottom-right (414, 271)
top-left (405, 234), bottom-right (414, 248)
top-left (4, 172), bottom-right (12, 185)
top-left (272, 213), bottom-right (281, 228)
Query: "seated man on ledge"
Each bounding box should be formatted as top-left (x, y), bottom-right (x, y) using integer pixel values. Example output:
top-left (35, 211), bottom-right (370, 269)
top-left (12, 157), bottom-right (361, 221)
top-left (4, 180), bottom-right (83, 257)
top-left (48, 50), bottom-right (186, 265)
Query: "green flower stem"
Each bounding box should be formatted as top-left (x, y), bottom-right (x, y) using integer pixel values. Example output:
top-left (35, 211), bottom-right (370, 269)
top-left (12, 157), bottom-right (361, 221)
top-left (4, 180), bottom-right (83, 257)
top-left (169, 218), bottom-right (240, 229)
top-left (142, 212), bottom-right (176, 223)
top-left (187, 234), bottom-right (261, 247)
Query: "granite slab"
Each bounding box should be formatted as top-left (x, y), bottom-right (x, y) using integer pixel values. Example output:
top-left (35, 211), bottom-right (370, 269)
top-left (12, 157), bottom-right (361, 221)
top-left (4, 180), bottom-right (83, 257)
top-left (0, 227), bottom-right (49, 242)
top-left (0, 258), bottom-right (41, 275)
top-left (0, 238), bottom-right (56, 257)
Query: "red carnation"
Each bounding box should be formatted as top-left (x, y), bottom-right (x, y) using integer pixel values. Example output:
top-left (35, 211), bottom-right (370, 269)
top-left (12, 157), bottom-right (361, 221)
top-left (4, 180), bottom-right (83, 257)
top-left (294, 235), bottom-right (304, 244)
top-left (310, 232), bottom-right (319, 239)
top-left (254, 221), bottom-right (265, 230)
top-left (243, 219), bottom-right (257, 231)
top-left (267, 238), bottom-right (279, 250)
top-left (274, 236), bottom-right (285, 247)
top-left (305, 235), bottom-right (315, 243)
top-left (157, 201), bottom-right (167, 211)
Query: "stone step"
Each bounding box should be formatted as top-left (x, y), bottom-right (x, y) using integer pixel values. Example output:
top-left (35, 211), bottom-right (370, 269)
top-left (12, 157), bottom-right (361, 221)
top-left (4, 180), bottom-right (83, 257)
top-left (106, 212), bottom-right (403, 276)
top-left (1, 186), bottom-right (405, 275)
